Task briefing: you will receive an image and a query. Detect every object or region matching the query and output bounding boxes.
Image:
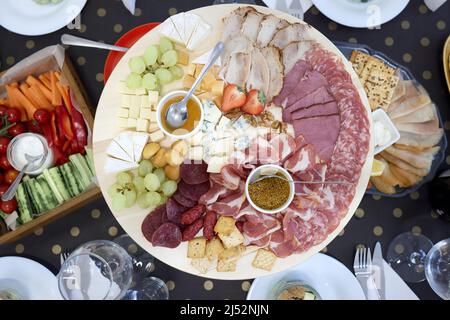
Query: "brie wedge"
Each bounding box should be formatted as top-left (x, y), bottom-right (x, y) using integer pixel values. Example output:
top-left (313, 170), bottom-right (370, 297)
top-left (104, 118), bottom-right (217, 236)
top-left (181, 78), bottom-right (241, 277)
top-left (104, 158), bottom-right (139, 174)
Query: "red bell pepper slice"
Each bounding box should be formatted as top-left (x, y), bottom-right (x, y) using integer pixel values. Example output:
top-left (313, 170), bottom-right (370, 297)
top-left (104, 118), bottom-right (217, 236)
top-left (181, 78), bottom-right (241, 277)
top-left (55, 105), bottom-right (75, 141)
top-left (52, 145), bottom-right (68, 166)
top-left (41, 123), bottom-right (54, 147)
top-left (68, 90), bottom-right (88, 148)
top-left (50, 111), bottom-right (61, 148)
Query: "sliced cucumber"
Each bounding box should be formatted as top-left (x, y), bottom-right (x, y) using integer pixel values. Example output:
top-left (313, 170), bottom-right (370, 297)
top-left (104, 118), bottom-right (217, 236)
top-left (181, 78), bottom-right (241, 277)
top-left (43, 168), bottom-right (68, 203)
top-left (36, 175), bottom-right (58, 209)
top-left (60, 164), bottom-right (82, 197)
top-left (15, 183), bottom-right (34, 224)
top-left (69, 154), bottom-right (92, 190)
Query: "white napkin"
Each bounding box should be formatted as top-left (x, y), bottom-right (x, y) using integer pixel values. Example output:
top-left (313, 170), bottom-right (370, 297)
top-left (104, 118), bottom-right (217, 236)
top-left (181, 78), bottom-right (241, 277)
top-left (262, 0), bottom-right (313, 14)
top-left (122, 0), bottom-right (136, 15)
top-left (424, 0), bottom-right (447, 11)
top-left (384, 260), bottom-right (419, 300)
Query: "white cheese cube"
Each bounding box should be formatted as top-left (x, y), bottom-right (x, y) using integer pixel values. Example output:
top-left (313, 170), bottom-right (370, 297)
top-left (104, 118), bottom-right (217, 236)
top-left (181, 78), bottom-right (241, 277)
top-left (136, 118), bottom-right (149, 132)
top-left (188, 146), bottom-right (203, 161)
top-left (210, 137), bottom-right (234, 156)
top-left (117, 117), bottom-right (128, 128)
top-left (122, 94), bottom-right (131, 108)
top-left (131, 95), bottom-right (142, 109)
top-left (207, 156), bottom-right (228, 173)
top-left (148, 122), bottom-right (159, 133)
top-left (257, 126), bottom-right (271, 138)
top-left (118, 82), bottom-right (131, 94)
top-left (129, 105), bottom-right (140, 119)
top-left (201, 120), bottom-right (215, 133)
top-left (117, 108), bottom-right (129, 118)
top-left (148, 91), bottom-right (159, 105)
top-left (149, 130), bottom-right (165, 142)
top-left (141, 95), bottom-right (151, 108)
top-left (127, 118), bottom-right (137, 128)
top-left (189, 131), bottom-right (204, 146)
top-left (140, 108), bottom-right (152, 120)
top-left (134, 88), bottom-right (147, 95)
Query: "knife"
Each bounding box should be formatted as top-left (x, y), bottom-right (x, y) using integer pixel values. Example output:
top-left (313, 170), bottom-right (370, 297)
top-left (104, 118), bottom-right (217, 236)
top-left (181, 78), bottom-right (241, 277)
top-left (373, 242), bottom-right (386, 300)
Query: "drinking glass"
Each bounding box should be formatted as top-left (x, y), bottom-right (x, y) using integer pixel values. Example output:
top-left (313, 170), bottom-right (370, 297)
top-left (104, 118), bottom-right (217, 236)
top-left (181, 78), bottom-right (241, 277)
top-left (387, 232), bottom-right (433, 283)
top-left (425, 238), bottom-right (450, 300)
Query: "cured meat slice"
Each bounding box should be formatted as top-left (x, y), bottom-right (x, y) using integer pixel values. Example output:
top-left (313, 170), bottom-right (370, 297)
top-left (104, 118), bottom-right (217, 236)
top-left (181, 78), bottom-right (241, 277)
top-left (173, 190), bottom-right (197, 208)
top-left (210, 165), bottom-right (242, 190)
top-left (207, 191), bottom-right (247, 217)
top-left (199, 182), bottom-right (236, 205)
top-left (221, 35), bottom-right (254, 70)
top-left (284, 70), bottom-right (329, 107)
top-left (293, 115), bottom-right (340, 162)
top-left (256, 14), bottom-right (289, 48)
top-left (166, 198), bottom-right (188, 225)
top-left (269, 133), bottom-right (297, 163)
top-left (221, 6), bottom-right (256, 41)
top-left (270, 23), bottom-right (311, 49)
top-left (178, 180), bottom-right (210, 202)
top-left (291, 101), bottom-right (339, 120)
top-left (284, 144), bottom-right (316, 173)
top-left (273, 59), bottom-right (309, 106)
top-left (246, 47), bottom-right (270, 97)
top-left (151, 223), bottom-right (182, 248)
top-left (283, 87), bottom-right (334, 122)
top-left (223, 52), bottom-right (252, 88)
top-left (180, 162), bottom-right (209, 185)
top-left (282, 41), bottom-right (314, 74)
top-left (261, 46), bottom-right (284, 101)
top-left (141, 205), bottom-right (166, 242)
top-left (241, 11), bottom-right (264, 42)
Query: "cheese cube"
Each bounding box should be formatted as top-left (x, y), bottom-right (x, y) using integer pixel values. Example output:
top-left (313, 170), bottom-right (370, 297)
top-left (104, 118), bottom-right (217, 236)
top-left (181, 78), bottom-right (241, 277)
top-left (187, 64), bottom-right (196, 76)
top-left (118, 82), bottom-right (130, 94)
top-left (207, 156), bottom-right (228, 173)
top-left (211, 81), bottom-right (225, 97)
top-left (131, 95), bottom-right (142, 108)
top-left (231, 117), bottom-right (251, 132)
top-left (140, 108), bottom-right (152, 120)
top-left (210, 137), bottom-right (234, 156)
top-left (189, 131), bottom-right (204, 146)
top-left (148, 91), bottom-right (159, 105)
top-left (117, 108), bottom-right (129, 118)
top-left (204, 101), bottom-right (222, 124)
top-left (117, 117), bottom-right (128, 128)
top-left (257, 126), bottom-right (271, 138)
top-left (201, 120), bottom-right (215, 133)
top-left (127, 118), bottom-right (137, 128)
top-left (188, 146), bottom-right (203, 161)
top-left (149, 130), bottom-right (165, 142)
top-left (177, 49), bottom-right (190, 66)
top-left (136, 118), bottom-right (149, 132)
top-left (148, 122), bottom-right (159, 133)
top-left (129, 104), bottom-right (140, 119)
top-left (121, 94), bottom-right (131, 108)
top-left (141, 95), bottom-right (151, 108)
top-left (134, 88), bottom-right (147, 95)
top-left (217, 116), bottom-right (231, 130)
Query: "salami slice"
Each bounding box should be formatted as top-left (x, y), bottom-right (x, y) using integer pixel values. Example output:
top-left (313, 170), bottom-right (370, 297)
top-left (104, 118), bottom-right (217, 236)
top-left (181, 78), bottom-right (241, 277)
top-left (151, 223), bottom-right (182, 248)
top-left (180, 162), bottom-right (209, 185)
top-left (141, 205), bottom-right (166, 242)
top-left (178, 180), bottom-right (211, 202)
top-left (173, 190), bottom-right (197, 208)
top-left (166, 198), bottom-right (188, 225)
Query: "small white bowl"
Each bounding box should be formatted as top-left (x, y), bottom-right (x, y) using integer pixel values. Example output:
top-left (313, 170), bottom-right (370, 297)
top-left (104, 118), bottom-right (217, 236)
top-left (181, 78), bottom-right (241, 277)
top-left (372, 108), bottom-right (400, 154)
top-left (245, 164), bottom-right (295, 215)
top-left (156, 90), bottom-right (204, 140)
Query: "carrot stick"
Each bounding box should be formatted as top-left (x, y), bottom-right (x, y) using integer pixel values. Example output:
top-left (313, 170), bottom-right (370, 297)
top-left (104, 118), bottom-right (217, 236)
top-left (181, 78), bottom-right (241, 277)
top-left (28, 85), bottom-right (53, 111)
top-left (56, 82), bottom-right (71, 113)
top-left (9, 82), bottom-right (19, 89)
top-left (51, 72), bottom-right (62, 107)
top-left (0, 99), bottom-right (9, 107)
top-left (25, 75), bottom-right (52, 102)
top-left (39, 74), bottom-right (51, 89)
top-left (12, 88), bottom-right (37, 119)
top-left (5, 85), bottom-right (20, 108)
top-left (54, 71), bottom-right (61, 81)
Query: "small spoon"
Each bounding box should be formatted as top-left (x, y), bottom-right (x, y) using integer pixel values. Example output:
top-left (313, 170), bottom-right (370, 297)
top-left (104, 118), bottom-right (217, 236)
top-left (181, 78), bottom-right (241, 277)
top-left (165, 41), bottom-right (225, 129)
top-left (61, 34), bottom-right (129, 52)
top-left (2, 153), bottom-right (43, 201)
top-left (252, 174), bottom-right (354, 186)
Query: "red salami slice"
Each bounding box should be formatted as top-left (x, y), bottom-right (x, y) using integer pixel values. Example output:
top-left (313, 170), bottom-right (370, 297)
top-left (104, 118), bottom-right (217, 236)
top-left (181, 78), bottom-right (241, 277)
top-left (141, 205), bottom-right (166, 242)
top-left (151, 223), bottom-right (182, 248)
top-left (178, 180), bottom-right (211, 202)
top-left (180, 162), bottom-right (209, 185)
top-left (173, 190), bottom-right (197, 208)
top-left (166, 198), bottom-right (188, 225)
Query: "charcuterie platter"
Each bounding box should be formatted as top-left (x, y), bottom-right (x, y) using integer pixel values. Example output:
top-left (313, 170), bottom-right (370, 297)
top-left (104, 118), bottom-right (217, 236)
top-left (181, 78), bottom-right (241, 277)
top-left (93, 4), bottom-right (373, 280)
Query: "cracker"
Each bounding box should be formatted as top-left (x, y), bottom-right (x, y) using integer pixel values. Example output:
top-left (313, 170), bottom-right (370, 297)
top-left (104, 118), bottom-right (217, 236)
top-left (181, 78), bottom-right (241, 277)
top-left (350, 51), bottom-right (370, 76)
top-left (214, 216), bottom-right (235, 236)
top-left (187, 237), bottom-right (207, 259)
top-left (359, 57), bottom-right (381, 83)
top-left (218, 226), bottom-right (244, 249)
top-left (205, 238), bottom-right (225, 261)
top-left (191, 257), bottom-right (212, 274)
top-left (217, 258), bottom-right (237, 272)
top-left (252, 249), bottom-right (277, 271)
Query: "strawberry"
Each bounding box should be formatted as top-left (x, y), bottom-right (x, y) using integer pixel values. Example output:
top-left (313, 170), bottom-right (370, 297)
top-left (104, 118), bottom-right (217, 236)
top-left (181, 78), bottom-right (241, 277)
top-left (221, 84), bottom-right (246, 112)
top-left (241, 90), bottom-right (266, 115)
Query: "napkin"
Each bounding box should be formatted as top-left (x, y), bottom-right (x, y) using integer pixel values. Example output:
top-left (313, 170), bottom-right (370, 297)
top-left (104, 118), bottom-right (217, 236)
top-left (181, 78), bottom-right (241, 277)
top-left (122, 0), bottom-right (136, 15)
top-left (262, 0), bottom-right (313, 15)
top-left (384, 260), bottom-right (419, 300)
top-left (424, 0), bottom-right (447, 11)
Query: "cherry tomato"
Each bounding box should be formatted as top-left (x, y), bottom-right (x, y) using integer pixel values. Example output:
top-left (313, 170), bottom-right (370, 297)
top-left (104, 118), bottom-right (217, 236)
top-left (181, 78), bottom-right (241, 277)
top-left (7, 123), bottom-right (26, 137)
top-left (4, 170), bottom-right (18, 185)
top-left (33, 109), bottom-right (51, 124)
top-left (0, 184), bottom-right (10, 196)
top-left (0, 106), bottom-right (8, 117)
top-left (0, 155), bottom-right (12, 170)
top-left (6, 108), bottom-right (21, 123)
top-left (1, 199), bottom-right (17, 214)
top-left (0, 137), bottom-right (10, 154)
top-left (26, 120), bottom-right (43, 134)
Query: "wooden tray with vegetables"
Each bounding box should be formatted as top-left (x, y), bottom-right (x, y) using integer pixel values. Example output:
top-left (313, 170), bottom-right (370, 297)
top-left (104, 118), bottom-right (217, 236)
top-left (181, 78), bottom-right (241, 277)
top-left (0, 49), bottom-right (101, 244)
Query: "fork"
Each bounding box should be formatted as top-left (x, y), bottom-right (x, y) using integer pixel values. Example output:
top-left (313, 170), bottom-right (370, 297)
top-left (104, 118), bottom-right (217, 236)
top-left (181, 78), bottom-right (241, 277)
top-left (288, 0), bottom-right (304, 20)
top-left (60, 251), bottom-right (71, 267)
top-left (353, 246), bottom-right (381, 300)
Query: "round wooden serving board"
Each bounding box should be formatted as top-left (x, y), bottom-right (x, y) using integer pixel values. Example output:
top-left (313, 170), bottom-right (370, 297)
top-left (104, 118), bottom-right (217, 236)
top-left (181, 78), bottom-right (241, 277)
top-left (93, 4), bottom-right (374, 280)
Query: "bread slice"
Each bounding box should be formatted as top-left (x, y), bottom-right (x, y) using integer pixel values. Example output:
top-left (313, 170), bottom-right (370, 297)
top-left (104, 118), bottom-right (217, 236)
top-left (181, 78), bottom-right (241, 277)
top-left (390, 164), bottom-right (423, 188)
top-left (380, 151), bottom-right (430, 176)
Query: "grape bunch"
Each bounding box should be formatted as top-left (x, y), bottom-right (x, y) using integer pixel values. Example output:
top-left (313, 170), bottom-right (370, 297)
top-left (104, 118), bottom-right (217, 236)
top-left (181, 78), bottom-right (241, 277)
top-left (108, 159), bottom-right (178, 212)
top-left (126, 37), bottom-right (184, 91)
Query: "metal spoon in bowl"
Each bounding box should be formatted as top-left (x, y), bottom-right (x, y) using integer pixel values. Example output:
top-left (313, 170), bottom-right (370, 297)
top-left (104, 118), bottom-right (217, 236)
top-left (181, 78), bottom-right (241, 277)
top-left (2, 154), bottom-right (43, 201)
top-left (252, 174), bottom-right (354, 186)
top-left (61, 34), bottom-right (128, 52)
top-left (165, 41), bottom-right (225, 129)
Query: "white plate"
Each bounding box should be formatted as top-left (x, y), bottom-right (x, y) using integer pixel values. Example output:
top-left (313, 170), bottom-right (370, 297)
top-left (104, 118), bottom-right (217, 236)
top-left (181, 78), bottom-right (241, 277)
top-left (247, 253), bottom-right (366, 300)
top-left (312, 0), bottom-right (409, 28)
top-left (0, 0), bottom-right (87, 36)
top-left (0, 256), bottom-right (62, 300)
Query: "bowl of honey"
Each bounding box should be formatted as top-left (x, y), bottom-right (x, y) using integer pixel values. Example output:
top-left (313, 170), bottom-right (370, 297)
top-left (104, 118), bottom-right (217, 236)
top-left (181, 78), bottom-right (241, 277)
top-left (156, 90), bottom-right (204, 140)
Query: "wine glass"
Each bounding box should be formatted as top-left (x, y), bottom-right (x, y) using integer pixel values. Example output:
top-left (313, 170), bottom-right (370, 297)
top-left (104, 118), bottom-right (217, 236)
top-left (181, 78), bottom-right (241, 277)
top-left (212, 0), bottom-right (256, 4)
top-left (425, 238), bottom-right (450, 300)
top-left (387, 232), bottom-right (433, 283)
top-left (58, 240), bottom-right (133, 300)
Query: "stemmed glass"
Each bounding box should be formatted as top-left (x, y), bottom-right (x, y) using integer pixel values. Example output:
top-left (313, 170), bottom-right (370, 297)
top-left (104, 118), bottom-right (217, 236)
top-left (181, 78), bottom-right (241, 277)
top-left (425, 238), bottom-right (450, 300)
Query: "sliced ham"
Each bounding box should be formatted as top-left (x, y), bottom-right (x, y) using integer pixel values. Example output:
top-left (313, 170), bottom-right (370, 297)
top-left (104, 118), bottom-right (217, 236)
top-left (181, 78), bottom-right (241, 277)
top-left (241, 11), bottom-right (264, 42)
top-left (284, 87), bottom-right (334, 122)
top-left (246, 47), bottom-right (270, 97)
top-left (256, 14), bottom-right (289, 48)
top-left (207, 191), bottom-right (247, 217)
top-left (261, 46), bottom-right (284, 101)
top-left (284, 144), bottom-right (316, 173)
top-left (223, 52), bottom-right (251, 88)
top-left (284, 70), bottom-right (329, 107)
top-left (221, 6), bottom-right (256, 41)
top-left (282, 41), bottom-right (314, 74)
top-left (209, 165), bottom-right (242, 190)
top-left (199, 182), bottom-right (236, 205)
top-left (270, 23), bottom-right (311, 49)
top-left (291, 101), bottom-right (338, 120)
top-left (293, 115), bottom-right (341, 162)
top-left (273, 59), bottom-right (309, 106)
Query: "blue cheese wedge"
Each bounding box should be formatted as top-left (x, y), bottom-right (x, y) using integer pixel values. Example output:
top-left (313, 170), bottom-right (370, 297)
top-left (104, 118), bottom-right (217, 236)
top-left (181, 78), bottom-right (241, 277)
top-left (234, 135), bottom-right (251, 151)
top-left (201, 120), bottom-right (216, 134)
top-left (104, 157), bottom-right (139, 174)
top-left (107, 140), bottom-right (133, 162)
top-left (203, 100), bottom-right (222, 124)
top-left (231, 117), bottom-right (251, 133)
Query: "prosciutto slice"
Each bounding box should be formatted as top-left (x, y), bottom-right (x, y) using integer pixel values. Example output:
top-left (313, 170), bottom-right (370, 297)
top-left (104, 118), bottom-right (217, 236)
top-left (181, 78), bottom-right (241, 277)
top-left (207, 191), bottom-right (247, 217)
top-left (210, 165), bottom-right (242, 190)
top-left (284, 144), bottom-right (316, 173)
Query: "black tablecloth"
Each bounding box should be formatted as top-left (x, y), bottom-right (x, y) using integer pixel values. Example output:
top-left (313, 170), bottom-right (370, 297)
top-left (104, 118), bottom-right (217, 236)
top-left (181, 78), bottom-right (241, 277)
top-left (0, 0), bottom-right (449, 300)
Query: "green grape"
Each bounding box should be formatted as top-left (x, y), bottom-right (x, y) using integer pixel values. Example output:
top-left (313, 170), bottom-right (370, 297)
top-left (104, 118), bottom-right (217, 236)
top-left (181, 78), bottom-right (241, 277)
top-left (129, 56), bottom-right (146, 74)
top-left (169, 65), bottom-right (184, 80)
top-left (108, 183), bottom-right (121, 197)
top-left (144, 173), bottom-right (160, 192)
top-left (160, 50), bottom-right (178, 67)
top-left (126, 72), bottom-right (142, 89)
top-left (155, 68), bottom-right (173, 85)
top-left (159, 37), bottom-right (174, 54)
top-left (144, 45), bottom-right (159, 66)
top-left (159, 194), bottom-right (168, 205)
top-left (111, 193), bottom-right (127, 212)
top-left (133, 176), bottom-right (146, 192)
top-left (142, 73), bottom-right (159, 91)
top-left (153, 168), bottom-right (166, 184)
top-left (145, 191), bottom-right (162, 206)
top-left (117, 172), bottom-right (132, 186)
top-left (137, 192), bottom-right (150, 209)
top-left (138, 160), bottom-right (153, 177)
top-left (123, 186), bottom-right (137, 208)
top-left (161, 180), bottom-right (178, 197)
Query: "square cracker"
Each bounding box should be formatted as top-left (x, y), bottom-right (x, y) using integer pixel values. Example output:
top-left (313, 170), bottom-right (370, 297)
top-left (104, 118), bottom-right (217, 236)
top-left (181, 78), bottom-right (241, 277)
top-left (364, 72), bottom-right (399, 110)
top-left (252, 249), bottom-right (277, 271)
top-left (350, 51), bottom-right (370, 76)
